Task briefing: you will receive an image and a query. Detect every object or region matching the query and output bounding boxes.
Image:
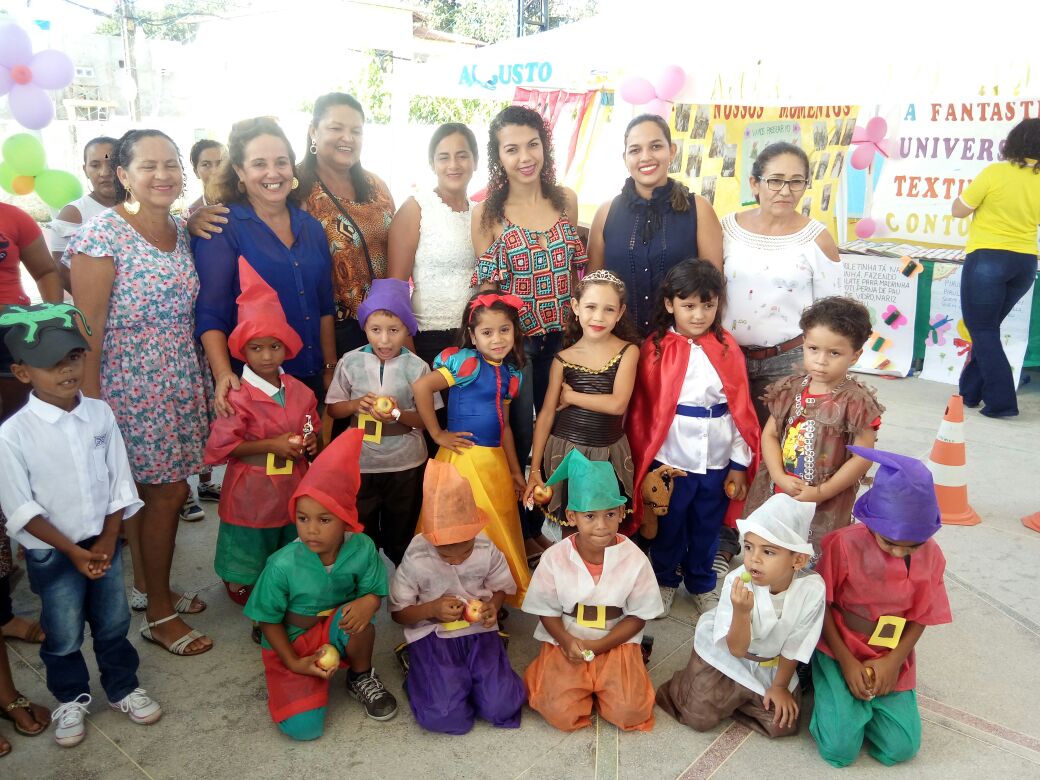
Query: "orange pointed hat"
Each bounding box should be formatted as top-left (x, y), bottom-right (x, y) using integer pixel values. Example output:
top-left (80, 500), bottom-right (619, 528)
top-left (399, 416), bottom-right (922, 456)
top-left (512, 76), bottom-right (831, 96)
top-left (289, 428), bottom-right (364, 532)
top-left (419, 460), bottom-right (489, 545)
top-left (227, 256), bottom-right (303, 362)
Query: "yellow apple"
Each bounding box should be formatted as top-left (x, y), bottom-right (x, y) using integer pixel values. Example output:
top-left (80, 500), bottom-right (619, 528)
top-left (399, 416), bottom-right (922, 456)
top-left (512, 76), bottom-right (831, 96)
top-left (373, 396), bottom-right (395, 416)
top-left (532, 484), bottom-right (553, 505)
top-left (315, 643), bottom-right (340, 671)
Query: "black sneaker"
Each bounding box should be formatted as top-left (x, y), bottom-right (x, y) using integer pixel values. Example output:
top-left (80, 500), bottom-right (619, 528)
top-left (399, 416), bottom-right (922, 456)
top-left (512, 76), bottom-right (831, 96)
top-left (347, 669), bottom-right (398, 721)
top-left (393, 642), bottom-right (410, 677)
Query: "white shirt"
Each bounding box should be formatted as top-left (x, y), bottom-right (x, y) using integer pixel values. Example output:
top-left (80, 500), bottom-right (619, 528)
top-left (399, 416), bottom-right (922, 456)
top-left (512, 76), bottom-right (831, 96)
top-left (241, 364), bottom-right (284, 397)
top-left (0, 393), bottom-right (143, 549)
top-left (694, 566), bottom-right (826, 695)
top-left (410, 190), bottom-right (476, 332)
top-left (655, 337), bottom-right (752, 474)
top-left (522, 535), bottom-right (663, 645)
top-left (50, 194), bottom-right (111, 263)
top-left (722, 213), bottom-right (844, 347)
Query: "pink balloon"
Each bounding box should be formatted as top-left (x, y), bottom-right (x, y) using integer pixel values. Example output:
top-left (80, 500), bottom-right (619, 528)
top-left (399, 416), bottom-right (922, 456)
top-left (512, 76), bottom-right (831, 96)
top-left (9, 84), bottom-right (54, 129)
top-left (619, 77), bottom-right (656, 105)
top-left (0, 24), bottom-right (32, 70)
top-left (850, 143), bottom-right (876, 170)
top-left (654, 65), bottom-right (686, 101)
top-left (646, 98), bottom-right (672, 119)
top-left (865, 116), bottom-right (888, 142)
top-left (30, 49), bottom-right (74, 89)
top-left (854, 217), bottom-right (877, 239)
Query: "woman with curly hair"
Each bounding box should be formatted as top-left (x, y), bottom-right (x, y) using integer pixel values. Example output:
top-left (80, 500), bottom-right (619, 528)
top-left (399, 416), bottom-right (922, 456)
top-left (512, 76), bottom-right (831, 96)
top-left (952, 118), bottom-right (1040, 418)
top-left (471, 106), bottom-right (588, 558)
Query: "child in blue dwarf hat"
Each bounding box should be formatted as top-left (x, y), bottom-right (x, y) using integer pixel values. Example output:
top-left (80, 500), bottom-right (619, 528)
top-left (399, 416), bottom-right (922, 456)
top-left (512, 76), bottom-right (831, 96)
top-left (810, 446), bottom-right (952, 768)
top-left (522, 450), bottom-right (663, 732)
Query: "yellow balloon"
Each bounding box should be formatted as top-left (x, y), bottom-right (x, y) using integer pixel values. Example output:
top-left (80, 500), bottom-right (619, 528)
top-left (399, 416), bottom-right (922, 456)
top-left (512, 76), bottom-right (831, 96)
top-left (12, 174), bottom-right (35, 195)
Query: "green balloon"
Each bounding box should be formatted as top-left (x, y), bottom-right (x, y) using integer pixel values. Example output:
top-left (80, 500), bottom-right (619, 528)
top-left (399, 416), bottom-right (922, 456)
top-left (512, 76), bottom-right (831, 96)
top-left (2, 134), bottom-right (46, 176)
top-left (35, 169), bottom-right (83, 209)
top-left (0, 161), bottom-right (15, 194)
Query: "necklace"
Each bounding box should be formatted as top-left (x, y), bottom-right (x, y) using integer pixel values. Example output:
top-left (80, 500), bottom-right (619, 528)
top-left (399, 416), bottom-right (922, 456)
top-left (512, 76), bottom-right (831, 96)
top-left (127, 211), bottom-right (174, 248)
top-left (786, 374), bottom-right (849, 485)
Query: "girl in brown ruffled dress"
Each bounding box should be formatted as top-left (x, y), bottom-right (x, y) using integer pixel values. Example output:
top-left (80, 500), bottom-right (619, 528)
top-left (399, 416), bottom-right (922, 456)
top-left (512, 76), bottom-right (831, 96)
top-left (524, 271), bottom-right (641, 533)
top-left (743, 297), bottom-right (884, 561)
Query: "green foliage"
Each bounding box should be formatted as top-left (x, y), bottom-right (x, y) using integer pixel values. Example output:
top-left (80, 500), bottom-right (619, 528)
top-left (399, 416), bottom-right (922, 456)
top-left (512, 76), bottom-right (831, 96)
top-left (408, 96), bottom-right (510, 125)
top-left (418, 0), bottom-right (598, 44)
top-left (346, 53), bottom-right (393, 125)
top-left (95, 0), bottom-right (233, 43)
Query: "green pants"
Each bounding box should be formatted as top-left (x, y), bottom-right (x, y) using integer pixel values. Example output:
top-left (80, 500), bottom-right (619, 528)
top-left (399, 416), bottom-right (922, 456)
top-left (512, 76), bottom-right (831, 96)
top-left (809, 653), bottom-right (921, 767)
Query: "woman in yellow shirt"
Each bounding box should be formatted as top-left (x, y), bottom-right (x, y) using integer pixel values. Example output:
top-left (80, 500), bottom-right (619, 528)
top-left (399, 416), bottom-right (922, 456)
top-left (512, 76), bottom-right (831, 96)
top-left (952, 119), bottom-right (1040, 418)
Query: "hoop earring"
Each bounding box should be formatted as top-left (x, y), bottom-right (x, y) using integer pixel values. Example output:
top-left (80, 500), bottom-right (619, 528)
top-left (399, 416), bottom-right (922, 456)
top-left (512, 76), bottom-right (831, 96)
top-left (291, 177), bottom-right (300, 190)
top-left (237, 181), bottom-right (245, 193)
top-left (124, 188), bottom-right (140, 215)
top-left (309, 140), bottom-right (317, 155)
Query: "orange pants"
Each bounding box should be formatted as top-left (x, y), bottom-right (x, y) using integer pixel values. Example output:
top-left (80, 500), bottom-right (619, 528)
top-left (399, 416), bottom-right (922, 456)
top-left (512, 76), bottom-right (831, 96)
top-left (524, 642), bottom-right (654, 732)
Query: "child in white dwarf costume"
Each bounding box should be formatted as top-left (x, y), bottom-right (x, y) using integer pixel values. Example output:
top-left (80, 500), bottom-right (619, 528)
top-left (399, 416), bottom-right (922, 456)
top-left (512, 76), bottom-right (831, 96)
top-left (522, 450), bottom-right (664, 732)
top-left (656, 494), bottom-right (826, 737)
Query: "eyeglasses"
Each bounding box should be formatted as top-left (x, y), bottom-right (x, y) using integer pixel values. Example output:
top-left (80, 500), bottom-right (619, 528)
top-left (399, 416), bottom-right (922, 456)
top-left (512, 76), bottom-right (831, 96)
top-left (759, 176), bottom-right (809, 193)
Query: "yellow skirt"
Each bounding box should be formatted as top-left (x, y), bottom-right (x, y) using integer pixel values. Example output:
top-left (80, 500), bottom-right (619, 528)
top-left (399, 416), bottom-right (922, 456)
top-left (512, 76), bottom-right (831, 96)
top-left (429, 444), bottom-right (530, 607)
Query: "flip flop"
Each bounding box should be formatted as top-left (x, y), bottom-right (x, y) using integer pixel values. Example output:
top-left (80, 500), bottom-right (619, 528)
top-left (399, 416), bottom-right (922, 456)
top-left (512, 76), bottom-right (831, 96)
top-left (0, 696), bottom-right (50, 736)
top-left (140, 614), bottom-right (213, 657)
top-left (1, 618), bottom-right (44, 644)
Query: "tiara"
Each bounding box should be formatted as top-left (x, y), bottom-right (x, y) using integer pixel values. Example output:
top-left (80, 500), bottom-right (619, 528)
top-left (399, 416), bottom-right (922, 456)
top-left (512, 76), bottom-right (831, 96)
top-left (581, 270), bottom-right (625, 287)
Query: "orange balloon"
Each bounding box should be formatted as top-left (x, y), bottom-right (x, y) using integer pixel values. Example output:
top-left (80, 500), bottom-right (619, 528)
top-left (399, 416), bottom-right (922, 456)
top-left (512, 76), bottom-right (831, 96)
top-left (12, 175), bottom-right (35, 195)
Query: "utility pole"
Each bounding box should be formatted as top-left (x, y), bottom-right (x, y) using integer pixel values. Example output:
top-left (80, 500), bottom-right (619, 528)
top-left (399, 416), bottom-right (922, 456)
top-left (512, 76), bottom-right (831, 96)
top-left (117, 0), bottom-right (141, 120)
top-left (516, 0), bottom-right (549, 36)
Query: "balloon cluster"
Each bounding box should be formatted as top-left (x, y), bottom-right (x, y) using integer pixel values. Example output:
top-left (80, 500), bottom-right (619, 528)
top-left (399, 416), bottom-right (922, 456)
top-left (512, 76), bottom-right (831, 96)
top-left (0, 23), bottom-right (75, 130)
top-left (0, 134), bottom-right (82, 209)
top-left (851, 116), bottom-right (900, 239)
top-left (618, 66), bottom-right (687, 119)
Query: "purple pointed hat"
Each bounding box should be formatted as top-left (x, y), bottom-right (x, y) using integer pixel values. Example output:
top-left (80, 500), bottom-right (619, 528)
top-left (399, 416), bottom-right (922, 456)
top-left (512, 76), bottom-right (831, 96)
top-left (848, 445), bottom-right (941, 543)
top-left (356, 278), bottom-right (417, 335)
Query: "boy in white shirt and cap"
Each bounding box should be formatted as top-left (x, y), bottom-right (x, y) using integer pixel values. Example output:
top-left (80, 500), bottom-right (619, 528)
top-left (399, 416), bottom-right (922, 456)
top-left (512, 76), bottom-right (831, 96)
top-left (656, 493), bottom-right (825, 737)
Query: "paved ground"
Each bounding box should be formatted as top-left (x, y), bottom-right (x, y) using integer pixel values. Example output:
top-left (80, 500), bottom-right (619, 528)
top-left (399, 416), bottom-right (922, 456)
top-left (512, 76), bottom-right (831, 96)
top-left (3, 371), bottom-right (1038, 779)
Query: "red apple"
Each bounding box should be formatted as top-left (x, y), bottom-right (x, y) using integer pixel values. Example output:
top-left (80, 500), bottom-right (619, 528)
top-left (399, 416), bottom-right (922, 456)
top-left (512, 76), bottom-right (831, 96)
top-left (373, 396), bottom-right (396, 416)
top-left (288, 434), bottom-right (304, 448)
top-left (532, 484), bottom-right (553, 505)
top-left (462, 598), bottom-right (484, 623)
top-left (315, 643), bottom-right (340, 671)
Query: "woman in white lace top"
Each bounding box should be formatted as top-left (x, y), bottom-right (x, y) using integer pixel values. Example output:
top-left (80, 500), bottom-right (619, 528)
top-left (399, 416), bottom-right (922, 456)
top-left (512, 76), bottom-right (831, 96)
top-left (722, 142), bottom-right (844, 425)
top-left (388, 123), bottom-right (478, 366)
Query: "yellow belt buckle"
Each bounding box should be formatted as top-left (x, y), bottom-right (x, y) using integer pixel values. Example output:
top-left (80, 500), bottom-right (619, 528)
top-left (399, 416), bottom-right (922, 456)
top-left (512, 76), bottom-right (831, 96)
top-left (441, 620), bottom-right (470, 631)
top-left (357, 413), bottom-right (382, 444)
top-left (266, 452), bottom-right (293, 475)
top-left (317, 608), bottom-right (334, 618)
top-left (575, 603), bottom-right (607, 630)
top-left (760, 656), bottom-right (779, 668)
top-left (868, 615), bottom-right (906, 649)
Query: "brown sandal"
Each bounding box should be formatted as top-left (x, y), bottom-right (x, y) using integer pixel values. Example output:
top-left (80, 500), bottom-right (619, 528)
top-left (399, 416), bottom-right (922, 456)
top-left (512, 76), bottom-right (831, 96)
top-left (0, 696), bottom-right (50, 736)
top-left (1, 618), bottom-right (44, 644)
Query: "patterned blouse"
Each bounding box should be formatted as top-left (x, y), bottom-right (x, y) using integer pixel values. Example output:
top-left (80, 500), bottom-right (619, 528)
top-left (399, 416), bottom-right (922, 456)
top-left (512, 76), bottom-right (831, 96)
top-left (472, 214), bottom-right (588, 337)
top-left (304, 178), bottom-right (394, 322)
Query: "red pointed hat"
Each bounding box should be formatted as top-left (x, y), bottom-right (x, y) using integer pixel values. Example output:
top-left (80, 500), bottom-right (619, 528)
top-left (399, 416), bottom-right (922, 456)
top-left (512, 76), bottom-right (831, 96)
top-left (289, 428), bottom-right (364, 531)
top-left (227, 256), bottom-right (303, 362)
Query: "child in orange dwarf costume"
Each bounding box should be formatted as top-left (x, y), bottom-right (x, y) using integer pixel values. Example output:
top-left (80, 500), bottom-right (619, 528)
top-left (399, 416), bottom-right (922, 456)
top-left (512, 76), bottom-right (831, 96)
top-left (389, 460), bottom-right (526, 735)
top-left (244, 429), bottom-right (398, 741)
top-left (204, 257), bottom-right (319, 607)
top-left (523, 450), bottom-right (664, 732)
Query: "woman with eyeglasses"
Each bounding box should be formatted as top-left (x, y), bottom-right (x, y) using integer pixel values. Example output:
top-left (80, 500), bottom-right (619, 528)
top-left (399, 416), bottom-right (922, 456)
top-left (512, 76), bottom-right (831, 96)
top-left (586, 114), bottom-right (723, 336)
top-left (721, 141), bottom-right (843, 426)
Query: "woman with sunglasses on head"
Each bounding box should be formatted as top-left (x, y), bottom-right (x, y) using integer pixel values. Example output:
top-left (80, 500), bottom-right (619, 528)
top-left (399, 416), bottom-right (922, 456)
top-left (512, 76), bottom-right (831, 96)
top-left (721, 141), bottom-right (843, 426)
top-left (586, 113), bottom-right (723, 337)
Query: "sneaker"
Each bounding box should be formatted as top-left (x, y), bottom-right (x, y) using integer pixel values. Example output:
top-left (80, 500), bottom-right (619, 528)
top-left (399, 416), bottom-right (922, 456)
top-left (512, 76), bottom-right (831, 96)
top-left (110, 688), bottom-right (162, 725)
top-left (657, 586), bottom-right (677, 618)
top-left (197, 481), bottom-right (222, 502)
top-left (692, 587), bottom-right (720, 615)
top-left (347, 669), bottom-right (398, 721)
top-left (393, 642), bottom-right (410, 676)
top-left (52, 693), bottom-right (91, 747)
top-left (179, 500), bottom-right (205, 522)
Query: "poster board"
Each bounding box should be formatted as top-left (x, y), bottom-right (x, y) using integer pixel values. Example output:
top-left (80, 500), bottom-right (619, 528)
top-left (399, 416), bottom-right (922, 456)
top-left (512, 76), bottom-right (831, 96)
top-left (842, 254), bottom-right (920, 376)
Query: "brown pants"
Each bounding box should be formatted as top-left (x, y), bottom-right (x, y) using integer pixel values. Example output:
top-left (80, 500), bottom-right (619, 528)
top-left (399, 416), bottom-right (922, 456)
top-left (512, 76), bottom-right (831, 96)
top-left (525, 642), bottom-right (655, 732)
top-left (655, 646), bottom-right (800, 738)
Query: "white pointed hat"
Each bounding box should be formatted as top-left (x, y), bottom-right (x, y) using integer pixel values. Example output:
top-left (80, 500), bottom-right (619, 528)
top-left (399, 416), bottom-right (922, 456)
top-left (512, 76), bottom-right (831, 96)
top-left (736, 494), bottom-right (816, 555)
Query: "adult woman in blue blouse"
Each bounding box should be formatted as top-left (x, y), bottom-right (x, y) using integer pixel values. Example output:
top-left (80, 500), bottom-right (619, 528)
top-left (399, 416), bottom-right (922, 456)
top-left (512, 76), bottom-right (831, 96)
top-left (586, 114), bottom-right (723, 336)
top-left (193, 117), bottom-right (337, 416)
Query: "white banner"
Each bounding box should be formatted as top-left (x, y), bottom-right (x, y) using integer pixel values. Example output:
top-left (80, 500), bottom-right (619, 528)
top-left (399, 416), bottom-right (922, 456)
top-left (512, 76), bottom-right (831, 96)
top-left (842, 254), bottom-right (920, 377)
top-left (919, 262), bottom-right (1034, 384)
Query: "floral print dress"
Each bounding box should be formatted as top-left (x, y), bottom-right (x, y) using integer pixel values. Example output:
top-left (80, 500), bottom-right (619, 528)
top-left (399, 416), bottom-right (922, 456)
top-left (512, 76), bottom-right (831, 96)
top-left (65, 211), bottom-right (211, 484)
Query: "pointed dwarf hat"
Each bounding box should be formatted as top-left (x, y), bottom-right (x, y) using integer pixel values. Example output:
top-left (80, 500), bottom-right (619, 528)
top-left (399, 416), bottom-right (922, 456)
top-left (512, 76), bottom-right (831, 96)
top-left (227, 256), bottom-right (303, 362)
top-left (848, 445), bottom-right (941, 543)
top-left (419, 459), bottom-right (489, 545)
top-left (545, 449), bottom-right (626, 512)
top-left (737, 493), bottom-right (816, 556)
top-left (289, 428), bottom-right (364, 531)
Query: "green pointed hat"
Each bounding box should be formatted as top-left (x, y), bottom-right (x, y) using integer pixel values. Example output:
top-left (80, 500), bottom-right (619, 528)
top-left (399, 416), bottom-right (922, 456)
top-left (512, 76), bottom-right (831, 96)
top-left (545, 450), bottom-right (626, 512)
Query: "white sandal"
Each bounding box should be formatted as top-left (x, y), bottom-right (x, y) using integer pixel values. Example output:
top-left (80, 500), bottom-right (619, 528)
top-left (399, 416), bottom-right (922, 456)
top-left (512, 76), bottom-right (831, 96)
top-left (129, 587), bottom-right (148, 612)
top-left (128, 589), bottom-right (206, 614)
top-left (139, 614), bottom-right (213, 657)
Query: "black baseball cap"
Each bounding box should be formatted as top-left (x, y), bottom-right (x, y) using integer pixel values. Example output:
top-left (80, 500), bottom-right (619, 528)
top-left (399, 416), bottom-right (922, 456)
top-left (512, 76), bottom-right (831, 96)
top-left (1, 304), bottom-right (91, 368)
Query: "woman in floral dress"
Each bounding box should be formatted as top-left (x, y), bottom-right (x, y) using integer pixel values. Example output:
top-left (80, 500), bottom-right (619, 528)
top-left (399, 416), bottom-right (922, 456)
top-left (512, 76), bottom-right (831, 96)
top-left (69, 129), bottom-right (213, 656)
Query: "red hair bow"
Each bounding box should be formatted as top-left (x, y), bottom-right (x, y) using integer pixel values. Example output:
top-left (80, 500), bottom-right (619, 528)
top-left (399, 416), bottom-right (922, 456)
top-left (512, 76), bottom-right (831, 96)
top-left (468, 293), bottom-right (524, 321)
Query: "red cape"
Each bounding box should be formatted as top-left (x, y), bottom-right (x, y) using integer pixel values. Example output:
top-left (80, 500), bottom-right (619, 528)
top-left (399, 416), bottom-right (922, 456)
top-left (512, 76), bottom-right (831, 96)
top-left (625, 329), bottom-right (760, 536)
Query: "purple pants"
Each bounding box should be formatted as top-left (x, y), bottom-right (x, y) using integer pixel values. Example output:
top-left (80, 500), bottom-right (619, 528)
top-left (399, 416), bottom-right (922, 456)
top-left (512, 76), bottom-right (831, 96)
top-left (406, 630), bottom-right (526, 734)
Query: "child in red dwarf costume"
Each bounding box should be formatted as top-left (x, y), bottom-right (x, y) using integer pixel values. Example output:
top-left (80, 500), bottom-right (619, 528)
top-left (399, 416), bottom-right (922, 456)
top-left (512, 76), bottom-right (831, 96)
top-left (204, 258), bottom-right (319, 609)
top-left (627, 260), bottom-right (760, 617)
top-left (244, 429), bottom-right (398, 741)
top-left (523, 450), bottom-right (664, 733)
top-left (389, 459), bottom-right (525, 735)
top-left (809, 446), bottom-right (952, 768)
top-left (656, 494), bottom-right (825, 738)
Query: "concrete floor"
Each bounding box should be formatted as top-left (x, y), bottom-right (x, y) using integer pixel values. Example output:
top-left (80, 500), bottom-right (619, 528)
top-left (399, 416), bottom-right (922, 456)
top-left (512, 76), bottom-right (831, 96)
top-left (3, 372), bottom-right (1038, 779)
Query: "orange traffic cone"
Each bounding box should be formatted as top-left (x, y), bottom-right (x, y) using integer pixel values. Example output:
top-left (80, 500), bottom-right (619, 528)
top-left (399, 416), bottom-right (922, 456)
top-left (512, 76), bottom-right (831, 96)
top-left (925, 394), bottom-right (980, 526)
top-left (1023, 513), bottom-right (1040, 533)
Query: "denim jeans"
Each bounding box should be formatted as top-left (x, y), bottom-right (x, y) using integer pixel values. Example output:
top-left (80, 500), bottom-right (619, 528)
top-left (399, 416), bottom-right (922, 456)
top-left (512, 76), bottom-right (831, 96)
top-left (510, 331), bottom-right (563, 539)
top-left (959, 249), bottom-right (1037, 415)
top-left (24, 541), bottom-right (139, 704)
